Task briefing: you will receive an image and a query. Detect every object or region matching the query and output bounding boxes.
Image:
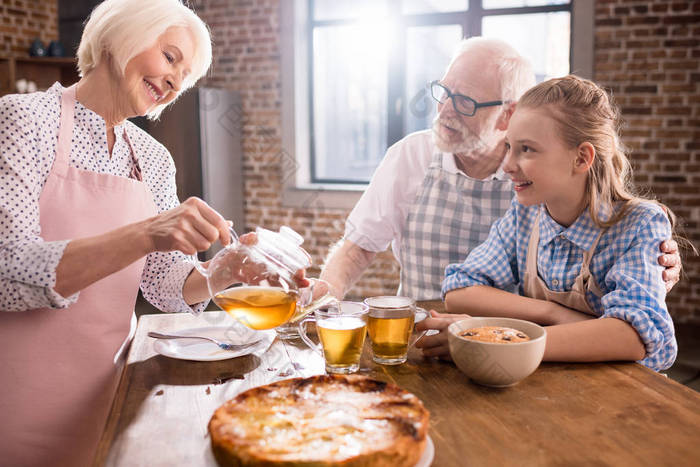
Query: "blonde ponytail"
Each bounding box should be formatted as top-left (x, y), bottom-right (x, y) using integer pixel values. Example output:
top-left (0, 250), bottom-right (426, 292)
top-left (518, 75), bottom-right (673, 229)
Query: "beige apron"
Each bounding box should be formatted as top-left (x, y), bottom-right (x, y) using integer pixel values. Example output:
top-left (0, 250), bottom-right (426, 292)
top-left (0, 85), bottom-right (157, 466)
top-left (522, 209), bottom-right (604, 315)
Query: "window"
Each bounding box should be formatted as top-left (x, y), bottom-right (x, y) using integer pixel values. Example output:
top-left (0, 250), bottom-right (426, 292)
top-left (280, 0), bottom-right (591, 207)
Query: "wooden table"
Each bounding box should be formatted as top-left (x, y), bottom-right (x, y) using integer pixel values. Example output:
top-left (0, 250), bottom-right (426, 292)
top-left (95, 311), bottom-right (700, 466)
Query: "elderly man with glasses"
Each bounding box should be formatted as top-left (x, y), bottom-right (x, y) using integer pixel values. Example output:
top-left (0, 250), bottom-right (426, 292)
top-left (320, 37), bottom-right (681, 306)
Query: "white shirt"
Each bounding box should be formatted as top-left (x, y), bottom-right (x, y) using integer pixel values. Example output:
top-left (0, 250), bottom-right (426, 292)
top-left (345, 130), bottom-right (508, 265)
top-left (0, 84), bottom-right (204, 313)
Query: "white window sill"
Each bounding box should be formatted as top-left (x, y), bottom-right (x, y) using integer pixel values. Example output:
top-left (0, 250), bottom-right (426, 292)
top-left (281, 184), bottom-right (364, 210)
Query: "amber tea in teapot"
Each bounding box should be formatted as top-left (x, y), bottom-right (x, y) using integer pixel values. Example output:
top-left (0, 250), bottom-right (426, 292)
top-left (213, 286), bottom-right (299, 331)
top-left (189, 225), bottom-right (337, 331)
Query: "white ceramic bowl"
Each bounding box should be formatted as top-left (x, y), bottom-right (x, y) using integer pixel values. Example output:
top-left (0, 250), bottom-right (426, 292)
top-left (448, 317), bottom-right (546, 388)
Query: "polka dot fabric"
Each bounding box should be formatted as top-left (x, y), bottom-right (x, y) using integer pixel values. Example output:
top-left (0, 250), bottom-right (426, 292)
top-left (0, 83), bottom-right (206, 314)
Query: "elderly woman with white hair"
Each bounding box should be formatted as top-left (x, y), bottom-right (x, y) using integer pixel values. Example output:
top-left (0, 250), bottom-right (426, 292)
top-left (0, 1), bottom-right (256, 465)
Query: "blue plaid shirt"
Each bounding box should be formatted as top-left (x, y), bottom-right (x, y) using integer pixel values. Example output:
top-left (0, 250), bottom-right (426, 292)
top-left (442, 198), bottom-right (676, 371)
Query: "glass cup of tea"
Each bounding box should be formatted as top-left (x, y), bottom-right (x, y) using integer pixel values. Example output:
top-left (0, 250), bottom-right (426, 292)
top-left (187, 226), bottom-right (337, 330)
top-left (274, 321), bottom-right (302, 340)
top-left (298, 301), bottom-right (369, 374)
top-left (275, 278), bottom-right (333, 340)
top-left (364, 296), bottom-right (417, 365)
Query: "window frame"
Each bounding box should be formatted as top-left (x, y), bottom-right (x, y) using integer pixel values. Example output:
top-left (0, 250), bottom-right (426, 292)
top-left (280, 0), bottom-right (594, 209)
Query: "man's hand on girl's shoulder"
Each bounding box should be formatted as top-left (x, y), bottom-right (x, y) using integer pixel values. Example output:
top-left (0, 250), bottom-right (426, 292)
top-left (659, 239), bottom-right (681, 293)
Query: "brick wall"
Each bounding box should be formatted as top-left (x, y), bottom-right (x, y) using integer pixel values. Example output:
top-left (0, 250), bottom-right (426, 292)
top-left (595, 0), bottom-right (700, 323)
top-left (193, 0), bottom-right (699, 321)
top-left (0, 0), bottom-right (58, 56)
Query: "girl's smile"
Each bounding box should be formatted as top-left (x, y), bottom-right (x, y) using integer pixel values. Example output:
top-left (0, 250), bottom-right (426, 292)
top-left (512, 180), bottom-right (533, 191)
top-left (503, 106), bottom-right (590, 226)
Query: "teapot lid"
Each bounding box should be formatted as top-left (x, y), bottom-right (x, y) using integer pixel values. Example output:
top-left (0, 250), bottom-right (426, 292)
top-left (252, 226), bottom-right (312, 274)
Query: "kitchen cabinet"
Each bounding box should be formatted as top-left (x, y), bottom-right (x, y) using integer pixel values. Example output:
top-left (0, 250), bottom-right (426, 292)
top-left (0, 55), bottom-right (79, 96)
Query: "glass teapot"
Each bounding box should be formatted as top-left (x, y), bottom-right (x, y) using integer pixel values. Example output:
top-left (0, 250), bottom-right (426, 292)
top-left (187, 226), bottom-right (336, 330)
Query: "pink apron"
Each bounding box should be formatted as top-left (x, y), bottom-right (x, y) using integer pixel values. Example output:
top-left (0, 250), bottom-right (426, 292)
top-left (522, 209), bottom-right (604, 314)
top-left (0, 85), bottom-right (157, 466)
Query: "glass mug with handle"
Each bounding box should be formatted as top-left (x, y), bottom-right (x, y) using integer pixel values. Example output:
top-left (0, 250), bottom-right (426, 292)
top-left (275, 278), bottom-right (333, 340)
top-left (298, 302), bottom-right (369, 374)
top-left (364, 296), bottom-right (418, 365)
top-left (187, 226), bottom-right (337, 330)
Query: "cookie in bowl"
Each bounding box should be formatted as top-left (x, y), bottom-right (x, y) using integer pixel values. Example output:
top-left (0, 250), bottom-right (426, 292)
top-left (208, 374), bottom-right (430, 466)
top-left (460, 326), bottom-right (530, 343)
top-left (448, 317), bottom-right (546, 388)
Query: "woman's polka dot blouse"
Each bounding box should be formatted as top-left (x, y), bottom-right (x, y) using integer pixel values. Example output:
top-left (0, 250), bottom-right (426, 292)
top-left (0, 83), bottom-right (206, 314)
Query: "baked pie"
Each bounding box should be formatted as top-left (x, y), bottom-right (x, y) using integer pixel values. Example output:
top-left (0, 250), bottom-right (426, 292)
top-left (208, 374), bottom-right (429, 466)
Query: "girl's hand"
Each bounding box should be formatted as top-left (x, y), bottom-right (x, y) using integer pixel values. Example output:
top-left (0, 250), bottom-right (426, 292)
top-left (414, 310), bottom-right (470, 360)
top-left (145, 197), bottom-right (232, 255)
top-left (546, 302), bottom-right (596, 325)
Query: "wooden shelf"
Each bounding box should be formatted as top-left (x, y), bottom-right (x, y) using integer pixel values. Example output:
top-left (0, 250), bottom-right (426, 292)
top-left (0, 55), bottom-right (80, 97)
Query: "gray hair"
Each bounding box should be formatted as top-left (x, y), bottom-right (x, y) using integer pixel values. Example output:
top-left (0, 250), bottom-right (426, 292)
top-left (77, 0), bottom-right (212, 119)
top-left (450, 37), bottom-right (535, 102)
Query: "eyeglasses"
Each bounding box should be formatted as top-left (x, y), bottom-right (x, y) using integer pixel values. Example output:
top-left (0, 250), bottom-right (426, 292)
top-left (430, 80), bottom-right (504, 117)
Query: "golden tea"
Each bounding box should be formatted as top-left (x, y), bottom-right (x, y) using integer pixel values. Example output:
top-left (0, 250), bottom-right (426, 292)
top-left (213, 286), bottom-right (298, 330)
top-left (367, 312), bottom-right (415, 364)
top-left (317, 316), bottom-right (367, 372)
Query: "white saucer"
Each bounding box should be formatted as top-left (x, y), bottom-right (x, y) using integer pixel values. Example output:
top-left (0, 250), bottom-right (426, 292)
top-left (203, 434), bottom-right (434, 466)
top-left (152, 325), bottom-right (275, 361)
top-left (416, 434), bottom-right (434, 467)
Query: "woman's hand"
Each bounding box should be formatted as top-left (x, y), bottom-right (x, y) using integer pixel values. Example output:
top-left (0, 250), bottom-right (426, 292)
top-left (414, 310), bottom-right (470, 360)
top-left (54, 198), bottom-right (230, 300)
top-left (144, 197), bottom-right (232, 255)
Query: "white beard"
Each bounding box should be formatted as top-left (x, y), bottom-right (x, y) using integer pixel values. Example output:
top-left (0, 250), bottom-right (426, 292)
top-left (431, 116), bottom-right (487, 155)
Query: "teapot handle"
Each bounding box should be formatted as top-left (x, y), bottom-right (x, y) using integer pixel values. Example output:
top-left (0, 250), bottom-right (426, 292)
top-left (184, 226), bottom-right (239, 276)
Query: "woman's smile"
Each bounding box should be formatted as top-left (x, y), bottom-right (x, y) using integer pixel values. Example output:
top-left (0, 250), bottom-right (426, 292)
top-left (118, 26), bottom-right (196, 118)
top-left (143, 79), bottom-right (164, 104)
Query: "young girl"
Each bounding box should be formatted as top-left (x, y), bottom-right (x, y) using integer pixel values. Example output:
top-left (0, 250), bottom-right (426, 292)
top-left (416, 75), bottom-right (679, 371)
